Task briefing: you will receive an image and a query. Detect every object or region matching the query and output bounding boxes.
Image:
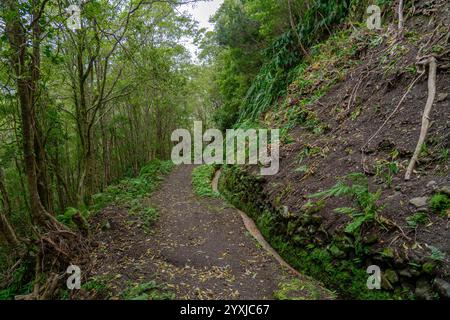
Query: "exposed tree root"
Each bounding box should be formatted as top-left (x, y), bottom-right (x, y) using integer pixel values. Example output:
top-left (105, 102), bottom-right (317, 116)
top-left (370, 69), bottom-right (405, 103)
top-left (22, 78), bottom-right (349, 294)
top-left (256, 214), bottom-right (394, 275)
top-left (9, 225), bottom-right (88, 300)
top-left (405, 56), bottom-right (438, 180)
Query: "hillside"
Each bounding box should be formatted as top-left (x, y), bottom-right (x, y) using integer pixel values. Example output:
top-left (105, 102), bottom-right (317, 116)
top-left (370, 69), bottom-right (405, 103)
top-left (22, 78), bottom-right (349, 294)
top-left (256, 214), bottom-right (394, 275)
top-left (218, 0), bottom-right (450, 299)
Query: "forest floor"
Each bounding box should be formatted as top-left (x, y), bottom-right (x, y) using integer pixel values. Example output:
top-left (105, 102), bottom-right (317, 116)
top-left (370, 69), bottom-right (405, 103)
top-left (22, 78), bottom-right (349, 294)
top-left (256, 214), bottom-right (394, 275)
top-left (78, 165), bottom-right (332, 300)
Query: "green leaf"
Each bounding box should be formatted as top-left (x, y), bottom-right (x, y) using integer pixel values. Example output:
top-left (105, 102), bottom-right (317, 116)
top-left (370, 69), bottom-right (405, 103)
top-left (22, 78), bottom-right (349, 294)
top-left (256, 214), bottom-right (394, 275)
top-left (344, 215), bottom-right (367, 234)
top-left (334, 207), bottom-right (358, 215)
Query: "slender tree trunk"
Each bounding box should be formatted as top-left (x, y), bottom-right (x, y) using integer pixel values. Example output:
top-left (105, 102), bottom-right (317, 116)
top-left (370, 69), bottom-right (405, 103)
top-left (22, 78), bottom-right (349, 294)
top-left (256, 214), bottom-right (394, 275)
top-left (5, 0), bottom-right (53, 226)
top-left (0, 165), bottom-right (19, 248)
top-left (0, 210), bottom-right (20, 248)
top-left (398, 0), bottom-right (404, 39)
top-left (100, 115), bottom-right (111, 187)
top-left (0, 167), bottom-right (12, 216)
top-left (34, 124), bottom-right (52, 212)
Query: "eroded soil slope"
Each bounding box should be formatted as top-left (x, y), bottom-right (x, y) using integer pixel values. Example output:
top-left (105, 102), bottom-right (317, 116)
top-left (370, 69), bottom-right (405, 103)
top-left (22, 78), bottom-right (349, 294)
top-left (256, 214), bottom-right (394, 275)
top-left (220, 0), bottom-right (449, 299)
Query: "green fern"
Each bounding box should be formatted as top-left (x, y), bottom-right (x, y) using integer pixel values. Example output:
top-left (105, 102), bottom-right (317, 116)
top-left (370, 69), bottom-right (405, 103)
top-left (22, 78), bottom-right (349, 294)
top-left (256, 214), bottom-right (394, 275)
top-left (310, 173), bottom-right (383, 236)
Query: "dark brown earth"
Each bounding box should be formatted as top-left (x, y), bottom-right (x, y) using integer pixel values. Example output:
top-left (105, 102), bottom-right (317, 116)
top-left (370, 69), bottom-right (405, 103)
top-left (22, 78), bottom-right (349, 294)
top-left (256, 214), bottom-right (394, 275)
top-left (246, 0), bottom-right (450, 281)
top-left (80, 165), bottom-right (332, 300)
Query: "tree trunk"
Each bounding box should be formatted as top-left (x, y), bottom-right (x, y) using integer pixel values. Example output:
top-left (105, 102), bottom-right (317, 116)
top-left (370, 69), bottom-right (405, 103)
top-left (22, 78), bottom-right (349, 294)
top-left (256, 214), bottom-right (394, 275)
top-left (0, 167), bottom-right (12, 217)
top-left (0, 210), bottom-right (20, 248)
top-left (5, 0), bottom-right (53, 226)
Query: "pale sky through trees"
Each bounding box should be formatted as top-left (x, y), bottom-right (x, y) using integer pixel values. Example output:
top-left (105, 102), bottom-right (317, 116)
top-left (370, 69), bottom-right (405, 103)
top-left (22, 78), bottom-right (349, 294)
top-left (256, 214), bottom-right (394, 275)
top-left (180, 0), bottom-right (224, 60)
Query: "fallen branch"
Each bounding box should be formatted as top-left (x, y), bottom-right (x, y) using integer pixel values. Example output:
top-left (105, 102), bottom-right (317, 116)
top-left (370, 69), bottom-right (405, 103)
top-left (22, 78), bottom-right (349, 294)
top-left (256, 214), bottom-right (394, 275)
top-left (405, 56), bottom-right (437, 180)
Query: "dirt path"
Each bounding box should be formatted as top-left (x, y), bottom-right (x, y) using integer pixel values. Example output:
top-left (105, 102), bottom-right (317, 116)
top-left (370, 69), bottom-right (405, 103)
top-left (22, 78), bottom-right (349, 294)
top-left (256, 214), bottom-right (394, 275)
top-left (85, 165), bottom-right (332, 300)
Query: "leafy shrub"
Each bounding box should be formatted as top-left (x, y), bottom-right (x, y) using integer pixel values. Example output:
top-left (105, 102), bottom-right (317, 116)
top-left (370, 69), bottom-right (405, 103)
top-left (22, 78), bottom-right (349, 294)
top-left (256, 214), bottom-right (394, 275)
top-left (140, 207), bottom-right (159, 229)
top-left (56, 207), bottom-right (89, 230)
top-left (81, 277), bottom-right (111, 299)
top-left (0, 256), bottom-right (34, 300)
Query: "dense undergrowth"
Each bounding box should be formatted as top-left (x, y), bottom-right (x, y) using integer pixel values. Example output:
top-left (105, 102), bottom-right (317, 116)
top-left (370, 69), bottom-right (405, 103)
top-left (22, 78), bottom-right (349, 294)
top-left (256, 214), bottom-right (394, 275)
top-left (213, 0), bottom-right (394, 130)
top-left (238, 0), bottom-right (355, 123)
top-left (56, 159), bottom-right (173, 231)
top-left (192, 165), bottom-right (220, 198)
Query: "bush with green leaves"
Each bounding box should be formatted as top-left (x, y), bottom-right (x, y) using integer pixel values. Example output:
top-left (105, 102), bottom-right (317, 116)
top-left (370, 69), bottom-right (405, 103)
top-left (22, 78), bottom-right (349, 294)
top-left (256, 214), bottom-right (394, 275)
top-left (56, 207), bottom-right (89, 230)
top-left (374, 161), bottom-right (399, 188)
top-left (0, 257), bottom-right (34, 300)
top-left (140, 207), bottom-right (159, 230)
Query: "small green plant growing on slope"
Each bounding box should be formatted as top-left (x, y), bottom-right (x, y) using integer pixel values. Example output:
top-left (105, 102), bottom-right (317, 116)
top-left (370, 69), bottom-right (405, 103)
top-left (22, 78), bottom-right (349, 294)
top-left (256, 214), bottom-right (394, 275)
top-left (309, 173), bottom-right (383, 236)
top-left (81, 277), bottom-right (111, 299)
top-left (57, 207), bottom-right (89, 231)
top-left (429, 193), bottom-right (450, 216)
top-left (427, 245), bottom-right (446, 263)
top-left (192, 165), bottom-right (219, 197)
top-left (406, 212), bottom-right (429, 229)
top-left (374, 160), bottom-right (399, 188)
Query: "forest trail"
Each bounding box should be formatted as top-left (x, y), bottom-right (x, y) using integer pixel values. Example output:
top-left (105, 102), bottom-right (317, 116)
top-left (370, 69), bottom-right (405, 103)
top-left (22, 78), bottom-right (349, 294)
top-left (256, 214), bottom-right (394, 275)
top-left (85, 165), bottom-right (332, 300)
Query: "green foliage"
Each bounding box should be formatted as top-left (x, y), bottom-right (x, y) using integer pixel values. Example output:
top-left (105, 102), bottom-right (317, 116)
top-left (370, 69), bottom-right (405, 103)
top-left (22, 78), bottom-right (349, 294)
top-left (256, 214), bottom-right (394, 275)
top-left (219, 166), bottom-right (396, 299)
top-left (429, 193), bottom-right (450, 216)
top-left (439, 148), bottom-right (449, 162)
top-left (267, 27), bottom-right (370, 134)
top-left (258, 212), bottom-right (392, 300)
top-left (210, 0), bottom-right (357, 129)
top-left (310, 173), bottom-right (383, 236)
top-left (210, 0), bottom-right (266, 130)
top-left (90, 159), bottom-right (172, 235)
top-left (91, 159), bottom-right (173, 211)
top-left (121, 281), bottom-right (175, 300)
top-left (406, 212), bottom-right (429, 228)
top-left (57, 207), bottom-right (89, 230)
top-left (427, 245), bottom-right (446, 263)
top-left (192, 165), bottom-right (219, 198)
top-left (0, 257), bottom-right (34, 300)
top-left (140, 207), bottom-right (159, 230)
top-left (294, 145), bottom-right (324, 173)
top-left (82, 277), bottom-right (111, 299)
top-left (238, 0), bottom-right (354, 123)
top-left (375, 160), bottom-right (399, 188)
